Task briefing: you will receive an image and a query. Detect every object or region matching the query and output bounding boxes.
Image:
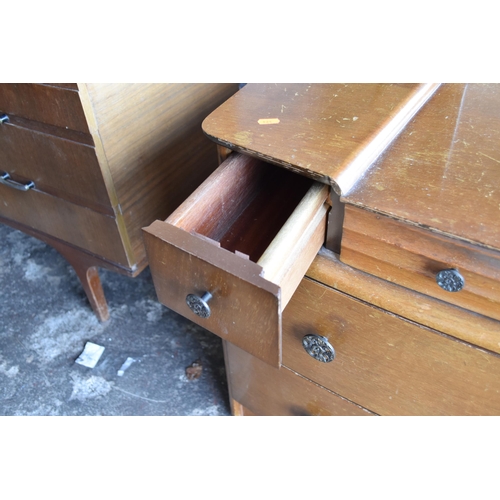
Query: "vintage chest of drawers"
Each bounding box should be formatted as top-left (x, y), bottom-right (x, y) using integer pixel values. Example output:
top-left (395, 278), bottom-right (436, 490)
top-left (0, 83), bottom-right (239, 320)
top-left (144, 83), bottom-right (500, 416)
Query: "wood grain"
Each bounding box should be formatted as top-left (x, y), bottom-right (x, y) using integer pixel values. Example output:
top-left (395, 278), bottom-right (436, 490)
top-left (165, 152), bottom-right (314, 261)
top-left (165, 152), bottom-right (329, 307)
top-left (2, 113), bottom-right (94, 145)
top-left (308, 248), bottom-right (500, 356)
top-left (344, 83), bottom-right (500, 251)
top-left (0, 83), bottom-right (89, 133)
top-left (80, 83), bottom-right (240, 266)
top-left (258, 182), bottom-right (328, 280)
top-left (143, 151), bottom-right (329, 364)
top-left (0, 82), bottom-right (240, 320)
top-left (143, 220), bottom-right (281, 366)
top-left (202, 83), bottom-right (439, 195)
top-left (258, 190), bottom-right (328, 308)
top-left (0, 184), bottom-right (129, 266)
top-left (0, 122), bottom-right (113, 214)
top-left (225, 341), bottom-right (375, 416)
top-left (283, 277), bottom-right (500, 415)
top-left (341, 205), bottom-right (500, 322)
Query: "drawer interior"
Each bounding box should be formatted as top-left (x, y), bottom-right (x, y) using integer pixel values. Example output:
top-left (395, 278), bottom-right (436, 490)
top-left (169, 153), bottom-right (314, 264)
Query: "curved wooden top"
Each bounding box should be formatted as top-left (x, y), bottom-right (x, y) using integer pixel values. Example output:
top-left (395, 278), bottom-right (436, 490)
top-left (202, 83), bottom-right (439, 195)
top-left (345, 84), bottom-right (500, 251)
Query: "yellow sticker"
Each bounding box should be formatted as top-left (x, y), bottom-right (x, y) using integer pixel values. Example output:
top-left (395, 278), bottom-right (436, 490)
top-left (258, 118), bottom-right (280, 125)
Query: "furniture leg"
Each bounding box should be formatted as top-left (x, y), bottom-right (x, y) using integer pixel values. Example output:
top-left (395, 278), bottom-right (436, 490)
top-left (52, 244), bottom-right (110, 322)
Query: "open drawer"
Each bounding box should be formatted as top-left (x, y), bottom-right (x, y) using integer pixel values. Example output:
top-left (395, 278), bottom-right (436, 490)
top-left (142, 153), bottom-right (329, 366)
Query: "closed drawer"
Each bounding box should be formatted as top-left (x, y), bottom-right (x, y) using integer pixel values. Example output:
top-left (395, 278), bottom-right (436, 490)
top-left (143, 153), bottom-right (329, 366)
top-left (282, 277), bottom-right (500, 415)
top-left (0, 184), bottom-right (129, 266)
top-left (341, 205), bottom-right (500, 322)
top-left (225, 342), bottom-right (374, 416)
top-left (0, 123), bottom-right (113, 214)
top-left (0, 83), bottom-right (89, 134)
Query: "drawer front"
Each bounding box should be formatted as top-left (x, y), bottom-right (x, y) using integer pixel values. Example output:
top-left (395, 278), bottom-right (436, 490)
top-left (341, 205), bottom-right (500, 322)
top-left (0, 123), bottom-right (113, 214)
top-left (0, 83), bottom-right (89, 134)
top-left (225, 342), bottom-right (374, 416)
top-left (144, 221), bottom-right (282, 365)
top-left (143, 153), bottom-right (329, 366)
top-left (0, 184), bottom-right (129, 266)
top-left (282, 277), bottom-right (500, 415)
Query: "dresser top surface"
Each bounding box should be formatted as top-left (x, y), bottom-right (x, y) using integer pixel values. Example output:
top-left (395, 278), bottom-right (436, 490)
top-left (346, 83), bottom-right (500, 250)
top-left (202, 83), bottom-right (438, 193)
top-left (204, 83), bottom-right (500, 251)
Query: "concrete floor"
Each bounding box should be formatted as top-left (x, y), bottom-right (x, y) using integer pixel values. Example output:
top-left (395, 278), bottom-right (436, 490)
top-left (0, 223), bottom-right (231, 416)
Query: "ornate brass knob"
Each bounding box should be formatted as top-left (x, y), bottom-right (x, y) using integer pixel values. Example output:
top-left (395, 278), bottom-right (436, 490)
top-left (186, 292), bottom-right (212, 318)
top-left (436, 268), bottom-right (464, 292)
top-left (302, 334), bottom-right (335, 363)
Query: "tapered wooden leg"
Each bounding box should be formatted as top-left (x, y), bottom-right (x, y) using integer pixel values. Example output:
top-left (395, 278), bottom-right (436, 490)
top-left (231, 399), bottom-right (255, 416)
top-left (72, 264), bottom-right (110, 322)
top-left (53, 243), bottom-right (110, 321)
top-left (231, 399), bottom-right (245, 416)
top-left (0, 216), bottom-right (144, 322)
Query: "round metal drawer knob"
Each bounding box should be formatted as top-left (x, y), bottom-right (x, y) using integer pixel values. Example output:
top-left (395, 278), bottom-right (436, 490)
top-left (186, 291), bottom-right (212, 318)
top-left (436, 268), bottom-right (465, 292)
top-left (302, 334), bottom-right (335, 363)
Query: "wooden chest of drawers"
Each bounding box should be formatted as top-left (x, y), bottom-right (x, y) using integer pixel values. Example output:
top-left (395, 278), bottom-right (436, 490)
top-left (0, 83), bottom-right (239, 320)
top-left (144, 83), bottom-right (500, 416)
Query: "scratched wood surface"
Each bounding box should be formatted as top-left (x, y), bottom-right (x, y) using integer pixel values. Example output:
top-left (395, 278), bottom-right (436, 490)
top-left (202, 83), bottom-right (440, 195)
top-left (341, 205), bottom-right (500, 322)
top-left (344, 83), bottom-right (500, 251)
top-left (308, 248), bottom-right (500, 356)
top-left (283, 276), bottom-right (500, 416)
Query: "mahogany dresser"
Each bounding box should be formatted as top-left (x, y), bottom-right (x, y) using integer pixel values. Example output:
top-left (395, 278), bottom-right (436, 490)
top-left (0, 83), bottom-right (239, 320)
top-left (143, 83), bottom-right (500, 416)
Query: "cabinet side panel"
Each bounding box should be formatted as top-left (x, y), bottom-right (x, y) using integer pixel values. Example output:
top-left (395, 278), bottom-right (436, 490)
top-left (85, 83), bottom-right (240, 265)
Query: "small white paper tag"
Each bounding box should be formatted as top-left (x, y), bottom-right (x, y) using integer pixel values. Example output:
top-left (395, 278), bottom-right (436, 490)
top-left (75, 342), bottom-right (105, 368)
